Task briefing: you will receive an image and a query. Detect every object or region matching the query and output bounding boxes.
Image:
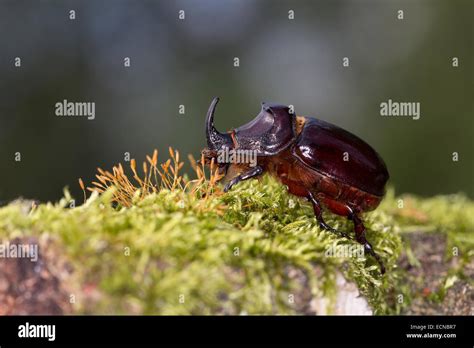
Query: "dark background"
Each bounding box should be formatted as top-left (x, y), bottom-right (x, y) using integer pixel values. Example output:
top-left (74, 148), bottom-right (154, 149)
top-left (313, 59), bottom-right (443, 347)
top-left (0, 0), bottom-right (472, 202)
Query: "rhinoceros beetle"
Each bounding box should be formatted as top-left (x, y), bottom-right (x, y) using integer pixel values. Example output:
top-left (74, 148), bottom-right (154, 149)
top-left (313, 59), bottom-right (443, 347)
top-left (201, 97), bottom-right (390, 274)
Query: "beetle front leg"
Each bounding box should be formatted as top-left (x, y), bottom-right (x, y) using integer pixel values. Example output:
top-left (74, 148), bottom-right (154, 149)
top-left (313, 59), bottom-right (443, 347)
top-left (349, 212), bottom-right (386, 274)
top-left (223, 166), bottom-right (263, 192)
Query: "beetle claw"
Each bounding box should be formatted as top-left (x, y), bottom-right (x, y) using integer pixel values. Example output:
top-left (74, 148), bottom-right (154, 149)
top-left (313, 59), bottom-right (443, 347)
top-left (224, 180), bottom-right (236, 192)
top-left (363, 243), bottom-right (386, 274)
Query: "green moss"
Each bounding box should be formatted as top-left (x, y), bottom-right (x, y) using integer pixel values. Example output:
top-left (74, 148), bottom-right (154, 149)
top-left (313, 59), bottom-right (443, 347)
top-left (0, 175), bottom-right (472, 314)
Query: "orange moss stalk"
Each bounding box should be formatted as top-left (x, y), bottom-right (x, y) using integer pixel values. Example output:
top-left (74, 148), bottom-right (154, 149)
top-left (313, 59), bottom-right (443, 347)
top-left (79, 147), bottom-right (224, 208)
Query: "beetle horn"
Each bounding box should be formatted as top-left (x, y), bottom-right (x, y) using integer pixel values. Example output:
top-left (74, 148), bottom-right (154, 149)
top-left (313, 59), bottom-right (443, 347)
top-left (206, 97), bottom-right (232, 150)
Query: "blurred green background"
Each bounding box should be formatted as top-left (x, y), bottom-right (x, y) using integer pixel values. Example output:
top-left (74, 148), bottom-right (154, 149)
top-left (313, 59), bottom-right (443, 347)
top-left (0, 0), bottom-right (472, 202)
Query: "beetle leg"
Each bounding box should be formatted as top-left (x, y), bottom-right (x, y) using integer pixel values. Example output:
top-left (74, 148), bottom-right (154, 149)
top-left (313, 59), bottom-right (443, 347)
top-left (307, 192), bottom-right (350, 239)
top-left (348, 212), bottom-right (386, 274)
top-left (223, 166), bottom-right (263, 192)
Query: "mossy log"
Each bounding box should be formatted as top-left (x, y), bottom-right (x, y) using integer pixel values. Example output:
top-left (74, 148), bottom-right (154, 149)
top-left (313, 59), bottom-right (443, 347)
top-left (0, 175), bottom-right (472, 315)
